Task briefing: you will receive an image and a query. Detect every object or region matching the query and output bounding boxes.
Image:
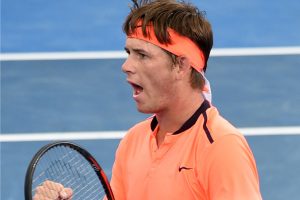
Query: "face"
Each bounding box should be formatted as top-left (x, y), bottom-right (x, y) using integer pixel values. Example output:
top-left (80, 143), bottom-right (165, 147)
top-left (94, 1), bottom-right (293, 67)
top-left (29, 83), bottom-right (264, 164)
top-left (122, 38), bottom-right (179, 114)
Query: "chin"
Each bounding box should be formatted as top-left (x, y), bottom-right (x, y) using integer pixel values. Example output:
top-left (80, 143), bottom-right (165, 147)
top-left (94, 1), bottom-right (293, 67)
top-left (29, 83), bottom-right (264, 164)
top-left (136, 105), bottom-right (157, 114)
top-left (137, 108), bottom-right (152, 114)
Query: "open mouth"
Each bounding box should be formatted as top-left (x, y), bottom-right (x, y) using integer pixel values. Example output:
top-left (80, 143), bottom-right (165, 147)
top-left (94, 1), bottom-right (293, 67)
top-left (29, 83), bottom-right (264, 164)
top-left (130, 82), bottom-right (143, 96)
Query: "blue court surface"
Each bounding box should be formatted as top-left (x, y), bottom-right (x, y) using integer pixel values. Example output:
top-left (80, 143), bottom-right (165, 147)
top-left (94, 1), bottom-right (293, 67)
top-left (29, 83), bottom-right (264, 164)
top-left (1, 0), bottom-right (300, 200)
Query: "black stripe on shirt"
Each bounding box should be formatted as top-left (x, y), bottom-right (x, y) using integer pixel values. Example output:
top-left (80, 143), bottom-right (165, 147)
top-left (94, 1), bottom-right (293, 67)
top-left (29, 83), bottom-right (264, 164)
top-left (203, 111), bottom-right (214, 143)
top-left (173, 100), bottom-right (210, 135)
top-left (150, 100), bottom-right (212, 139)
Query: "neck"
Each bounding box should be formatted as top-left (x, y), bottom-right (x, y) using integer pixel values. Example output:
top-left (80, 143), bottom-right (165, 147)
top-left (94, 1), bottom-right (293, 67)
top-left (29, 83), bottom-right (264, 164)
top-left (155, 90), bottom-right (204, 146)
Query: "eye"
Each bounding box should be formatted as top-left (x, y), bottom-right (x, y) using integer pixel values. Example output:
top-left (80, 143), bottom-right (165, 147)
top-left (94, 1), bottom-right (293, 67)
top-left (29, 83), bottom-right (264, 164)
top-left (138, 52), bottom-right (147, 59)
top-left (124, 48), bottom-right (130, 55)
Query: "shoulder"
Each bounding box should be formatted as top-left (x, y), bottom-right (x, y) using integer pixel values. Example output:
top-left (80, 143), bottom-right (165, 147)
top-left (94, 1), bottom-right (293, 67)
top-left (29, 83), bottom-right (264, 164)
top-left (198, 107), bottom-right (261, 198)
top-left (125, 116), bottom-right (153, 139)
top-left (200, 105), bottom-right (258, 178)
top-left (205, 105), bottom-right (244, 142)
top-left (117, 116), bottom-right (153, 150)
top-left (199, 105), bottom-right (254, 161)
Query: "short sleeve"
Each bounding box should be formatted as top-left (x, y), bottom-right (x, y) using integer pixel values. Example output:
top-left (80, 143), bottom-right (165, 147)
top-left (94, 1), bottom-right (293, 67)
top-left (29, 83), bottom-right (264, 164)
top-left (204, 134), bottom-right (262, 200)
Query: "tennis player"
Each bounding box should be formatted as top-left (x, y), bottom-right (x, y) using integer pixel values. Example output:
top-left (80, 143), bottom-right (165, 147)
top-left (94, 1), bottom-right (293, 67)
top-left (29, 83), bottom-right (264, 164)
top-left (110, 0), bottom-right (262, 199)
top-left (34, 0), bottom-right (262, 199)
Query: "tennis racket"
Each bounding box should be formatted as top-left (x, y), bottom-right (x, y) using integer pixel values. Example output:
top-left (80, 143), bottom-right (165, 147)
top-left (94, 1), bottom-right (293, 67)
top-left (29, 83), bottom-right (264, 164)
top-left (24, 141), bottom-right (115, 200)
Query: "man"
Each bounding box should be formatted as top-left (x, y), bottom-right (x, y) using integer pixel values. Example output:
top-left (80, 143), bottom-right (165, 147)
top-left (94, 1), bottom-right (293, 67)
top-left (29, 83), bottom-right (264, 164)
top-left (110, 1), bottom-right (262, 199)
top-left (34, 0), bottom-right (262, 199)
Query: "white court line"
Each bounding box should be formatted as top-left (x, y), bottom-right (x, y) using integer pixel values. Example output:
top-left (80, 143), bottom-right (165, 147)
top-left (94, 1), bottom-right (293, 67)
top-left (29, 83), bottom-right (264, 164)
top-left (0, 51), bottom-right (127, 61)
top-left (0, 131), bottom-right (126, 142)
top-left (211, 46), bottom-right (300, 56)
top-left (1, 126), bottom-right (300, 142)
top-left (1, 46), bottom-right (300, 61)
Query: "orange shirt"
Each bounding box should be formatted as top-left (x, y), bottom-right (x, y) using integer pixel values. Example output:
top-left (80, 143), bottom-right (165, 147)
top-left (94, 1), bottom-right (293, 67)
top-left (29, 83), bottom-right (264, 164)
top-left (110, 101), bottom-right (262, 200)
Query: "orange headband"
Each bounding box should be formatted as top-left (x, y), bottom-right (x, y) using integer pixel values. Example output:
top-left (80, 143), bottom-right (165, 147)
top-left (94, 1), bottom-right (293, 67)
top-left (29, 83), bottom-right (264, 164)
top-left (127, 23), bottom-right (205, 72)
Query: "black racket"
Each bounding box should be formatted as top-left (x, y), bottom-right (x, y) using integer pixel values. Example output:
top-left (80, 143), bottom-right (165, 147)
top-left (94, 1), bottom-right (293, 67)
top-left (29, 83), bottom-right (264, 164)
top-left (25, 141), bottom-right (115, 200)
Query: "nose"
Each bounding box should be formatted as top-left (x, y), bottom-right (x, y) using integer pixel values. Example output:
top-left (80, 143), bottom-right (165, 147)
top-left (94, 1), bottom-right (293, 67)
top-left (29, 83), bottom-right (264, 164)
top-left (122, 56), bottom-right (134, 75)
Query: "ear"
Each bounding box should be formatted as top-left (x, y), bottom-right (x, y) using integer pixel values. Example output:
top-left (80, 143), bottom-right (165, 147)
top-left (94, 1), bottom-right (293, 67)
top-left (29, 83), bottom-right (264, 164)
top-left (175, 56), bottom-right (192, 79)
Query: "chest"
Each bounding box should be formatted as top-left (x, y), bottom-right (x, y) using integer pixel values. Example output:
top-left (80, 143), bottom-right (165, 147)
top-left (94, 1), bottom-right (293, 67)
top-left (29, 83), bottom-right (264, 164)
top-left (124, 133), bottom-right (206, 200)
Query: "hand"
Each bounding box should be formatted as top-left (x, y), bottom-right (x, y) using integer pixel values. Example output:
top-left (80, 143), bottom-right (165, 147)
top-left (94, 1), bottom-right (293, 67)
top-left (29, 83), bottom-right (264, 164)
top-left (33, 180), bottom-right (73, 200)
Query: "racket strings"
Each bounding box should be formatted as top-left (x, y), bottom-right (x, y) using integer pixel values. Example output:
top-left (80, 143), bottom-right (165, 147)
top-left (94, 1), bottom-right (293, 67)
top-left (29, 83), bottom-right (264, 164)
top-left (60, 149), bottom-right (104, 199)
top-left (59, 146), bottom-right (105, 199)
top-left (76, 178), bottom-right (104, 199)
top-left (32, 146), bottom-right (74, 186)
top-left (32, 145), bottom-right (106, 199)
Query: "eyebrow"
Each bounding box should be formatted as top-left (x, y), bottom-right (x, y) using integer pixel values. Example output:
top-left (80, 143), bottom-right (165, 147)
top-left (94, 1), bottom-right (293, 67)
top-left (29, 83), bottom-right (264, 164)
top-left (124, 47), bottom-right (148, 55)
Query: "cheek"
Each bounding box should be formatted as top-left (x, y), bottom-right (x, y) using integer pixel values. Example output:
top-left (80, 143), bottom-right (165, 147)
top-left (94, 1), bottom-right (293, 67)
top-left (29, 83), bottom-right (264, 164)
top-left (142, 60), bottom-right (176, 96)
top-left (148, 73), bottom-right (176, 97)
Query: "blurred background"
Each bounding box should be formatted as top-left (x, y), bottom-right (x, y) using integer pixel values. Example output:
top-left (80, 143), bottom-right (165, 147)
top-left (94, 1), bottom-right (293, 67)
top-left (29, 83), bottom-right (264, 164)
top-left (1, 0), bottom-right (300, 199)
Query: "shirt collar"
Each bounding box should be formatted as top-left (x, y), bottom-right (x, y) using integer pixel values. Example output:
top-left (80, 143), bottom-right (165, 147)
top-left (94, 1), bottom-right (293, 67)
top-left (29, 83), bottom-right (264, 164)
top-left (150, 100), bottom-right (211, 134)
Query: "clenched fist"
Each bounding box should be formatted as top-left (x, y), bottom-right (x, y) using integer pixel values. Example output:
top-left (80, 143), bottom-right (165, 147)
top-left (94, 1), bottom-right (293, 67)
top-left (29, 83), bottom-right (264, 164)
top-left (33, 180), bottom-right (73, 200)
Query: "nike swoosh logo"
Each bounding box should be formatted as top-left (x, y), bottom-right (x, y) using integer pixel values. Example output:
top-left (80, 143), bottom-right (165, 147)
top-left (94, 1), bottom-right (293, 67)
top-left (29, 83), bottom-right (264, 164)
top-left (178, 166), bottom-right (193, 172)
